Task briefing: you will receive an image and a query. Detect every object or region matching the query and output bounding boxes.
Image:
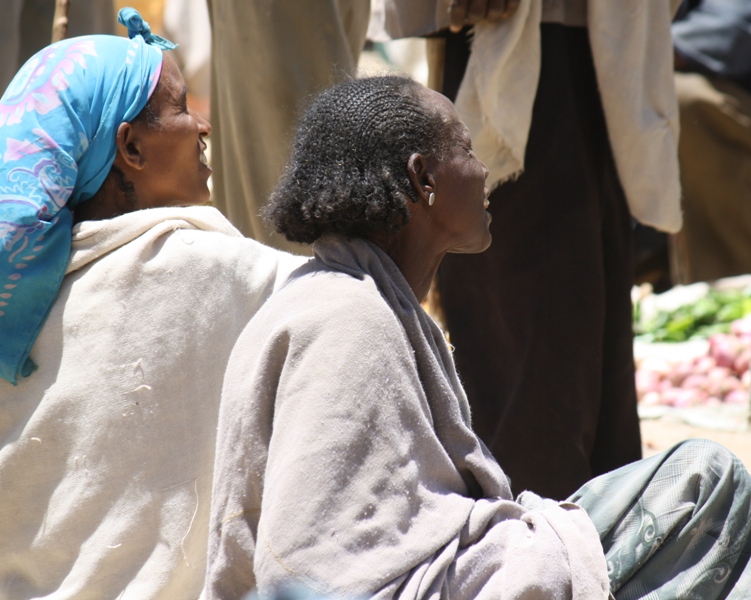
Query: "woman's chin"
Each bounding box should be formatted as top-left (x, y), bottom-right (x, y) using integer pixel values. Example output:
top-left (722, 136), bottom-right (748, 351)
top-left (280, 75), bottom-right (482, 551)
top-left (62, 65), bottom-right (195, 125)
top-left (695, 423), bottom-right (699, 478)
top-left (476, 233), bottom-right (493, 253)
top-left (479, 233), bottom-right (492, 252)
top-left (193, 186), bottom-right (211, 206)
top-left (448, 232), bottom-right (492, 255)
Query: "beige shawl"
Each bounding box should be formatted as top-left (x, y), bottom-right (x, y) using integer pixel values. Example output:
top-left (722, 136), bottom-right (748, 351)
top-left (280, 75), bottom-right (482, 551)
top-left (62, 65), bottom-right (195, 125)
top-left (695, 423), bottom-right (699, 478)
top-left (205, 235), bottom-right (609, 599)
top-left (372, 0), bottom-right (684, 233)
top-left (0, 207), bottom-right (303, 599)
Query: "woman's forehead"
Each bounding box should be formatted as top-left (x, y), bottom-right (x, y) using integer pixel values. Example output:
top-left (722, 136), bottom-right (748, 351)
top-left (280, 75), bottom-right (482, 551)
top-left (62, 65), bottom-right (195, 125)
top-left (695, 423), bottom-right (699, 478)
top-left (154, 55), bottom-right (186, 104)
top-left (421, 87), bottom-right (457, 114)
top-left (419, 86), bottom-right (463, 131)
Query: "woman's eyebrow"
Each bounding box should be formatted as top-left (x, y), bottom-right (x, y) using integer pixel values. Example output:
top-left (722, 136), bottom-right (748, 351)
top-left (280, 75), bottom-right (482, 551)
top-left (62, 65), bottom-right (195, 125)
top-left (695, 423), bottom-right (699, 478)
top-left (172, 84), bottom-right (189, 107)
top-left (455, 130), bottom-right (472, 145)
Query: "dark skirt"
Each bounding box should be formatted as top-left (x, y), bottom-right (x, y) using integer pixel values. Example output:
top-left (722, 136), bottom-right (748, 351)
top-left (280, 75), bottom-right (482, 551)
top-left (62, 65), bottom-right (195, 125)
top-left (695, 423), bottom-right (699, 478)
top-left (437, 23), bottom-right (642, 499)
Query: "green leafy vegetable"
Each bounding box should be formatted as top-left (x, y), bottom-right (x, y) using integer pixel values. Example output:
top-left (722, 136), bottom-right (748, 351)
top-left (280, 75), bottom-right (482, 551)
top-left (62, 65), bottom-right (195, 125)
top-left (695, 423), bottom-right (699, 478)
top-left (634, 288), bottom-right (751, 342)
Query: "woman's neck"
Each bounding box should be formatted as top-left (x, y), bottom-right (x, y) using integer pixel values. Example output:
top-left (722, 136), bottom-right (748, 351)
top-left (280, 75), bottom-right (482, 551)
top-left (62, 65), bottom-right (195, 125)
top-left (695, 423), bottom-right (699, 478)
top-left (366, 228), bottom-right (445, 303)
top-left (73, 170), bottom-right (137, 224)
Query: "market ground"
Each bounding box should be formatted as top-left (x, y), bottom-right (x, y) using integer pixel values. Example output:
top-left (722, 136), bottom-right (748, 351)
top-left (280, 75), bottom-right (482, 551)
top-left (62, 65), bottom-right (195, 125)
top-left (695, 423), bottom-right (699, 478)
top-left (642, 418), bottom-right (751, 469)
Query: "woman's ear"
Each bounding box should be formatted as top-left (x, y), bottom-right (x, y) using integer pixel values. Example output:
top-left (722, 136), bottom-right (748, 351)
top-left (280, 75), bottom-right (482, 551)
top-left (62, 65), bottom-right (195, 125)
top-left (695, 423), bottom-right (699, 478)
top-left (407, 152), bottom-right (436, 203)
top-left (114, 121), bottom-right (146, 171)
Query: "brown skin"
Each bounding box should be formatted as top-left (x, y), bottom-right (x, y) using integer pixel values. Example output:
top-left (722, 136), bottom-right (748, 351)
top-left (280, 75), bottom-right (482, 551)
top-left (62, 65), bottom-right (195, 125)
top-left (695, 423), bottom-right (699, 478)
top-left (74, 55), bottom-right (212, 223)
top-left (449, 0), bottom-right (521, 33)
top-left (367, 88), bottom-right (491, 303)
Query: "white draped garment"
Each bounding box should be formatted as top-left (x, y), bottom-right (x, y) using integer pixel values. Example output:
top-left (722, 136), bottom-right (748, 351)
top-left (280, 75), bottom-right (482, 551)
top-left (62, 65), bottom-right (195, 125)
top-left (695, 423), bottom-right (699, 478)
top-left (0, 206), bottom-right (303, 599)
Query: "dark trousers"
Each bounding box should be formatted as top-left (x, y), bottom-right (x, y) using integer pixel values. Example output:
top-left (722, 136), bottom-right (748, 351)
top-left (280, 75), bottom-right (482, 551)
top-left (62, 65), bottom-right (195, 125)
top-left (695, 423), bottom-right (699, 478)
top-left (437, 24), bottom-right (642, 500)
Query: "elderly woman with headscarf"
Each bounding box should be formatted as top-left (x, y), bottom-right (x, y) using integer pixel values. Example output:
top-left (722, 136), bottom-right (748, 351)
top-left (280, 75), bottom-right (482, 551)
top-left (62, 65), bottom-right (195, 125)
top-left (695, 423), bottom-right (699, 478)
top-left (0, 9), bottom-right (302, 598)
top-left (206, 76), bottom-right (751, 599)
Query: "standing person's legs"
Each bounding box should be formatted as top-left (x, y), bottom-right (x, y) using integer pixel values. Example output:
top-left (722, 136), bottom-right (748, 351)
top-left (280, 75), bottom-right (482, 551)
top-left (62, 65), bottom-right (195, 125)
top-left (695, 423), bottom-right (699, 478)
top-left (437, 24), bottom-right (641, 500)
top-left (67, 0), bottom-right (115, 37)
top-left (671, 72), bottom-right (751, 284)
top-left (0, 0), bottom-right (23, 94)
top-left (18, 0), bottom-right (114, 70)
top-left (589, 127), bottom-right (641, 479)
top-left (207, 0), bottom-right (370, 252)
top-left (2, 0), bottom-right (116, 96)
top-left (570, 440), bottom-right (751, 599)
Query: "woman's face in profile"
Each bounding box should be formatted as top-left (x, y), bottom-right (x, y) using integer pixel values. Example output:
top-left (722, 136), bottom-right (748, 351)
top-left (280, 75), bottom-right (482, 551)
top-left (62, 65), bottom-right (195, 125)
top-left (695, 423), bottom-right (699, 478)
top-left (420, 89), bottom-right (492, 255)
top-left (132, 55), bottom-right (213, 208)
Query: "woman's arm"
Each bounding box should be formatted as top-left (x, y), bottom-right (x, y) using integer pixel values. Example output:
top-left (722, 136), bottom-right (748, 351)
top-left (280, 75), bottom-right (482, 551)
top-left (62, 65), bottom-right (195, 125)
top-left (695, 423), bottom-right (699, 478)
top-left (206, 276), bottom-right (608, 599)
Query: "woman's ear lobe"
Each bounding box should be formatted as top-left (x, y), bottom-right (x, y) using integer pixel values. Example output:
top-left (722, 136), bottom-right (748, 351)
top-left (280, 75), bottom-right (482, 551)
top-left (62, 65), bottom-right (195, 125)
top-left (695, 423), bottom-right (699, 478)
top-left (115, 122), bottom-right (146, 170)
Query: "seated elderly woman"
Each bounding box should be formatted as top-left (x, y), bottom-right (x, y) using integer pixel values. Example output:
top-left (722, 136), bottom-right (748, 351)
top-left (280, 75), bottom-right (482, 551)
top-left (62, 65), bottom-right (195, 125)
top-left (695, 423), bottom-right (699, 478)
top-left (0, 9), bottom-right (301, 599)
top-left (206, 76), bottom-right (751, 599)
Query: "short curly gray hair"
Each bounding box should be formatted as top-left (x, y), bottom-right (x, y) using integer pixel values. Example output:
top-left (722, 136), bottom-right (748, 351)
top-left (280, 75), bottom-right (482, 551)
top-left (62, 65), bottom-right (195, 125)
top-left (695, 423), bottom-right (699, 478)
top-left (263, 76), bottom-right (452, 244)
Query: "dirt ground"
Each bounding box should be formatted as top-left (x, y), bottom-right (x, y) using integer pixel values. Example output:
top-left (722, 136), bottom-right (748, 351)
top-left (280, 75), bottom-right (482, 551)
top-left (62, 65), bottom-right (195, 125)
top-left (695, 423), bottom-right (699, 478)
top-left (641, 417), bottom-right (751, 469)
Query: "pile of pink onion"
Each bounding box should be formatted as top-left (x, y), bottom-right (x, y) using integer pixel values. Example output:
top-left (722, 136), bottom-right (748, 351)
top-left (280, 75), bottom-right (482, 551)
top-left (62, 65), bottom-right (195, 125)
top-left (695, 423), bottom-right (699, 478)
top-left (636, 317), bottom-right (751, 408)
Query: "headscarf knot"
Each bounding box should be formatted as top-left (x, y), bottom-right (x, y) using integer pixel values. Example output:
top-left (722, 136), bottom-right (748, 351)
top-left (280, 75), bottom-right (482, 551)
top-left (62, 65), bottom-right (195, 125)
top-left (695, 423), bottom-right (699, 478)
top-left (118, 7), bottom-right (178, 51)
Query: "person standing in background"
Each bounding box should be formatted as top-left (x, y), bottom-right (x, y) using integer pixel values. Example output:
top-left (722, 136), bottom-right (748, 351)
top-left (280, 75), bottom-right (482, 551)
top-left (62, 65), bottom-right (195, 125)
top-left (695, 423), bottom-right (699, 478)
top-left (206, 0), bottom-right (371, 252)
top-left (0, 0), bottom-right (115, 94)
top-left (163, 0), bottom-right (212, 121)
top-left (671, 0), bottom-right (751, 284)
top-left (372, 0), bottom-right (683, 499)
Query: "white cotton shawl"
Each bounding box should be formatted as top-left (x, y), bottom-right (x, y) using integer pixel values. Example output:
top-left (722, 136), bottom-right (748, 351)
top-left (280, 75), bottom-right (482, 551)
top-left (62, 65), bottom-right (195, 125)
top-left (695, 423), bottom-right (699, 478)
top-left (205, 235), bottom-right (610, 599)
top-left (373, 0), bottom-right (684, 233)
top-left (0, 206), bottom-right (303, 599)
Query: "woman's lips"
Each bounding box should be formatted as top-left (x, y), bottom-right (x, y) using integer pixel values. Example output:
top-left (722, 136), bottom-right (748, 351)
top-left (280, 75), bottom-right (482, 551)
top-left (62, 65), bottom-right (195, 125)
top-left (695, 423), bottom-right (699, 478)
top-left (199, 154), bottom-right (212, 174)
top-left (198, 140), bottom-right (210, 167)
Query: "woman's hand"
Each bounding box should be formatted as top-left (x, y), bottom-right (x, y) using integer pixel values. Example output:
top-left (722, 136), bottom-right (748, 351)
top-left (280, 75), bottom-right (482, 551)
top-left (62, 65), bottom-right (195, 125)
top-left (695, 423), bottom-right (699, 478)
top-left (449, 0), bottom-right (521, 33)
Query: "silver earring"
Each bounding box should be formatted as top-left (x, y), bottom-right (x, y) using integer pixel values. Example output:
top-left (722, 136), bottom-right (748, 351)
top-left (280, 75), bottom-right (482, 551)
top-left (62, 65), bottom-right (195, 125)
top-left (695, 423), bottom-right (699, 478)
top-left (428, 192), bottom-right (435, 206)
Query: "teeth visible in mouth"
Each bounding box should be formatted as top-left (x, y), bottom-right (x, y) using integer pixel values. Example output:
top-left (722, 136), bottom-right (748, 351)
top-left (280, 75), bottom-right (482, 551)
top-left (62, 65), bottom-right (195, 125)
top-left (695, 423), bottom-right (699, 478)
top-left (199, 151), bottom-right (208, 165)
top-left (483, 199), bottom-right (490, 209)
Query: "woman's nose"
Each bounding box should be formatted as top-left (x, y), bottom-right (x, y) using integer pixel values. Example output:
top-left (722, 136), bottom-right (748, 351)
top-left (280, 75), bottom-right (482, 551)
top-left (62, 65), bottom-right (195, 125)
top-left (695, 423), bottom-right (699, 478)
top-left (192, 109), bottom-right (212, 138)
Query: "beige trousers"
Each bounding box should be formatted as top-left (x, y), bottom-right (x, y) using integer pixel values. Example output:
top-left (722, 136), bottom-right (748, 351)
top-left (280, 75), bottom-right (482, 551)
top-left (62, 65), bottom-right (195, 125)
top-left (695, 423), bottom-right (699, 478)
top-left (207, 0), bottom-right (371, 252)
top-left (672, 72), bottom-right (751, 283)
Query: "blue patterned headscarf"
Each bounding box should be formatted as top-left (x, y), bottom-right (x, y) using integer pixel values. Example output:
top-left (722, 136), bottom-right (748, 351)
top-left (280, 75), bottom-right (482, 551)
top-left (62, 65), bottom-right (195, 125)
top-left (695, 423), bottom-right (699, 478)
top-left (0, 9), bottom-right (176, 383)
